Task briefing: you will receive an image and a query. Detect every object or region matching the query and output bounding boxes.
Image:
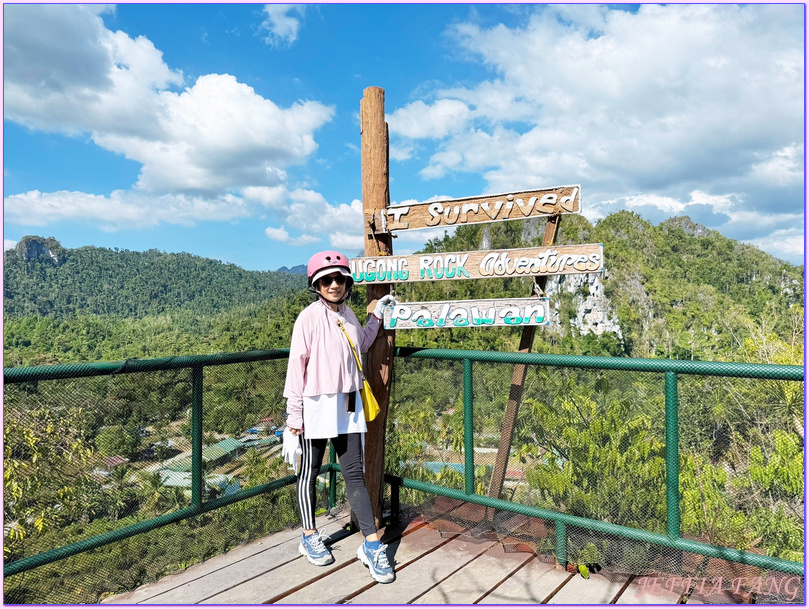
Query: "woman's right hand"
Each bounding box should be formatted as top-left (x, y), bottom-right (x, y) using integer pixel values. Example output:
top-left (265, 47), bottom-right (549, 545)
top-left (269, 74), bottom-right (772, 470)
top-left (288, 426), bottom-right (302, 436)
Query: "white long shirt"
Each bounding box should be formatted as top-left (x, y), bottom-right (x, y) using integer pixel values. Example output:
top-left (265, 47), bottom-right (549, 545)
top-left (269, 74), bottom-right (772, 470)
top-left (283, 299), bottom-right (382, 437)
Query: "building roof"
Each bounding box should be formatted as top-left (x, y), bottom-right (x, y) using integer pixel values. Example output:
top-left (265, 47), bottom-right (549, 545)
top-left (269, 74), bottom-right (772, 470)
top-left (166, 457), bottom-right (192, 472)
top-left (164, 438), bottom-right (244, 471)
top-left (159, 470), bottom-right (192, 487)
top-left (102, 455), bottom-right (130, 470)
top-left (241, 437), bottom-right (279, 448)
top-left (158, 470), bottom-right (239, 494)
top-left (213, 438), bottom-right (243, 453)
top-left (202, 445), bottom-right (227, 461)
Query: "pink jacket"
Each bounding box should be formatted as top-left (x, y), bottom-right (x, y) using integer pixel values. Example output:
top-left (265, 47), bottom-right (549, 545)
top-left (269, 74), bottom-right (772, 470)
top-left (284, 299), bottom-right (382, 429)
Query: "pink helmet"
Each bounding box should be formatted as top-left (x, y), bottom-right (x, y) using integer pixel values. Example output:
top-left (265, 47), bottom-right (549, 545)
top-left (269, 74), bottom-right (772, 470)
top-left (307, 250), bottom-right (354, 291)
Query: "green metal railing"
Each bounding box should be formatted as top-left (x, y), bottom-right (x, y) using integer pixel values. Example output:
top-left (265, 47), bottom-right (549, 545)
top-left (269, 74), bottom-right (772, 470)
top-left (389, 348), bottom-right (804, 576)
top-left (4, 349), bottom-right (303, 578)
top-left (4, 348), bottom-right (804, 581)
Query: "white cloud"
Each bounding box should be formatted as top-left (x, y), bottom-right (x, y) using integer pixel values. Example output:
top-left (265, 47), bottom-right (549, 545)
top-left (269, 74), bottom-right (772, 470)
top-left (746, 228), bottom-right (805, 264)
top-left (262, 194), bottom-right (365, 248)
top-left (435, 4), bottom-right (803, 191)
top-left (330, 232), bottom-right (364, 253)
top-left (390, 4), bottom-right (803, 263)
top-left (389, 145), bottom-right (415, 162)
top-left (95, 73), bottom-right (333, 194)
top-left (419, 128), bottom-right (522, 181)
top-left (4, 4), bottom-right (803, 267)
top-left (622, 194), bottom-right (687, 215)
top-left (259, 4), bottom-right (306, 47)
top-left (243, 185), bottom-right (289, 210)
top-left (749, 144), bottom-right (804, 187)
top-left (4, 240), bottom-right (18, 251)
top-left (4, 190), bottom-right (252, 230)
top-left (3, 4), bottom-right (336, 232)
top-left (4, 4), bottom-right (182, 137)
top-left (264, 225), bottom-right (319, 246)
top-left (424, 80), bottom-right (536, 126)
top-left (388, 99), bottom-right (472, 139)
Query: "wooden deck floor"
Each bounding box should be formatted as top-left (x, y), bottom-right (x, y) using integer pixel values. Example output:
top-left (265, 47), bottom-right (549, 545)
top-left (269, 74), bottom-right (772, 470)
top-left (100, 502), bottom-right (742, 605)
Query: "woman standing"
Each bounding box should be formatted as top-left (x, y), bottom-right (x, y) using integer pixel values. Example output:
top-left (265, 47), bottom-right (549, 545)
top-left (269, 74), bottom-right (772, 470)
top-left (283, 250), bottom-right (395, 583)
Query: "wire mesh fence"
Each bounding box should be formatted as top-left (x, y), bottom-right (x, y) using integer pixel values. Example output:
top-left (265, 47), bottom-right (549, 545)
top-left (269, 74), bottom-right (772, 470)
top-left (386, 355), bottom-right (805, 603)
top-left (4, 350), bottom-right (804, 604)
top-left (3, 358), bottom-right (303, 604)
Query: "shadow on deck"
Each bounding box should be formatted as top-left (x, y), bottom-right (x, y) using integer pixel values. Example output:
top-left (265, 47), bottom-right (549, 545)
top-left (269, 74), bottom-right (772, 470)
top-left (101, 498), bottom-right (755, 606)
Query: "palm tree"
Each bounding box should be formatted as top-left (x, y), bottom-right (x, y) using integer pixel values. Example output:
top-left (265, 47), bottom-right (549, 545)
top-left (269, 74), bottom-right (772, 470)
top-left (164, 487), bottom-right (188, 512)
top-left (106, 464), bottom-right (134, 519)
top-left (242, 449), bottom-right (269, 488)
top-left (136, 471), bottom-right (167, 516)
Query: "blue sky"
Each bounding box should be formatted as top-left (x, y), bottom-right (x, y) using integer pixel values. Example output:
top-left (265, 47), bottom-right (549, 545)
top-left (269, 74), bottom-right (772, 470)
top-left (3, 3), bottom-right (805, 271)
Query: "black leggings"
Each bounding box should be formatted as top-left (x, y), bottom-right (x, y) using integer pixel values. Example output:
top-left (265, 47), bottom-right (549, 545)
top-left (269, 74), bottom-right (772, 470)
top-left (297, 432), bottom-right (376, 538)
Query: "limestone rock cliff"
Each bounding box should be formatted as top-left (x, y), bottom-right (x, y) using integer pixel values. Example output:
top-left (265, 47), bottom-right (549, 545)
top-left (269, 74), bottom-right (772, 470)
top-left (6, 235), bottom-right (66, 265)
top-left (544, 270), bottom-right (623, 338)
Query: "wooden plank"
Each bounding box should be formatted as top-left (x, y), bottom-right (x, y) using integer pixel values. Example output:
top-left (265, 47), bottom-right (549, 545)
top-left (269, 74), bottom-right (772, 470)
top-left (148, 517), bottom-right (350, 604)
top-left (379, 185), bottom-right (581, 232)
top-left (548, 572), bottom-right (629, 604)
top-left (350, 244), bottom-right (604, 285)
top-left (100, 512), bottom-right (350, 604)
top-left (413, 542), bottom-right (534, 604)
top-left (99, 535), bottom-right (284, 604)
top-left (200, 524), bottom-right (363, 605)
top-left (276, 523), bottom-right (454, 604)
top-left (686, 585), bottom-right (747, 604)
top-left (477, 557), bottom-right (573, 604)
top-left (349, 534), bottom-right (495, 604)
top-left (614, 576), bottom-right (683, 604)
top-left (266, 531), bottom-right (371, 605)
top-left (383, 297), bottom-right (550, 330)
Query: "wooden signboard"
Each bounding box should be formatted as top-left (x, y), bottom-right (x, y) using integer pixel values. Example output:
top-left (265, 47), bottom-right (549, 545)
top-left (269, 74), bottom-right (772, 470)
top-left (382, 297), bottom-right (550, 330)
top-left (377, 185), bottom-right (580, 232)
top-left (351, 244), bottom-right (602, 285)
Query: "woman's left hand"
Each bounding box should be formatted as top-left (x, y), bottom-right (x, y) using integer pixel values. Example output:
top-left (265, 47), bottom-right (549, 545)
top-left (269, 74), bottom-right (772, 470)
top-left (282, 428), bottom-right (301, 466)
top-left (373, 295), bottom-right (396, 319)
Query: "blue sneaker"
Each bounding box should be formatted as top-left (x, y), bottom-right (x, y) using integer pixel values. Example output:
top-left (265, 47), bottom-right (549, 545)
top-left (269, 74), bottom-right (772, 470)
top-left (357, 541), bottom-right (395, 583)
top-left (299, 531), bottom-right (334, 566)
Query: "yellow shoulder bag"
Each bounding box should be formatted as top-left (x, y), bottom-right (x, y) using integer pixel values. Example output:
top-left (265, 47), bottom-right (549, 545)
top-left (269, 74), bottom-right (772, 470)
top-left (336, 320), bottom-right (380, 422)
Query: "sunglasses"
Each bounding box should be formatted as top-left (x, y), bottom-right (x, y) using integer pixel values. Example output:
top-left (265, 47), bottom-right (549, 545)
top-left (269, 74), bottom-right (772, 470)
top-left (317, 273), bottom-right (347, 286)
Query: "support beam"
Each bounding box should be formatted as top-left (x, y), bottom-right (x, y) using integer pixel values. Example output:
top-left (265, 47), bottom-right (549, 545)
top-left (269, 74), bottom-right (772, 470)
top-left (360, 86), bottom-right (395, 528)
top-left (486, 215), bottom-right (561, 510)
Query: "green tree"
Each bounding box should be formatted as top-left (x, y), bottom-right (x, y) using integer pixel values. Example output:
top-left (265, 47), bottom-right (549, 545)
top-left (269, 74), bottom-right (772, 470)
top-left (4, 404), bottom-right (95, 561)
top-left (522, 371), bottom-right (667, 531)
top-left (95, 425), bottom-right (142, 458)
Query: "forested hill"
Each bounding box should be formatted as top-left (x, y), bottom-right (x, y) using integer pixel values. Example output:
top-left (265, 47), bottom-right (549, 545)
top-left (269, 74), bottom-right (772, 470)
top-left (3, 212), bottom-right (804, 366)
top-left (395, 210), bottom-right (804, 361)
top-left (3, 236), bottom-right (306, 318)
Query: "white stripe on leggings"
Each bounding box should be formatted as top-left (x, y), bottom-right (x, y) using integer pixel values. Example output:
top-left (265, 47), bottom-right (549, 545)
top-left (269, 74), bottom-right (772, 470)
top-left (298, 435), bottom-right (316, 531)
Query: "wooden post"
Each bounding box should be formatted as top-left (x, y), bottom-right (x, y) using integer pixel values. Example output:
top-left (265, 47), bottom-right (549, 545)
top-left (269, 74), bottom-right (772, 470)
top-left (486, 215), bottom-right (561, 511)
top-left (360, 86), bottom-right (394, 529)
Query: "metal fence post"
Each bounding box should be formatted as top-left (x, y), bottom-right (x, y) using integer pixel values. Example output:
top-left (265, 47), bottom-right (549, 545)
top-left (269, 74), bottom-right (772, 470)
top-left (556, 521), bottom-right (567, 567)
top-left (463, 358), bottom-right (474, 495)
top-left (191, 365), bottom-right (204, 508)
top-left (2, 351), bottom-right (804, 586)
top-left (664, 371), bottom-right (681, 539)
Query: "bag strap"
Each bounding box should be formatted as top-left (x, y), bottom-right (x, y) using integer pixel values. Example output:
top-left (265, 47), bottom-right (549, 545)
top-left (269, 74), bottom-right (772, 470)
top-left (336, 319), bottom-right (365, 377)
